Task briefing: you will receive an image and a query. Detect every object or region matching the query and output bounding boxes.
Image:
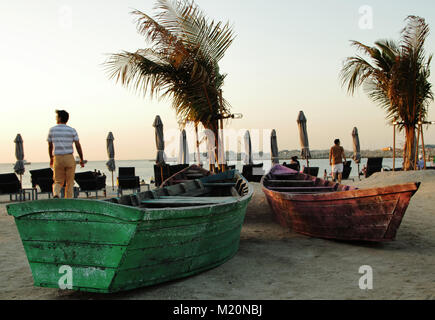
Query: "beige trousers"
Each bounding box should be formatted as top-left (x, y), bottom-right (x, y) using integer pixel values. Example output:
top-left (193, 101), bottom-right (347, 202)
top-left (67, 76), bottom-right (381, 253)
top-left (53, 154), bottom-right (76, 198)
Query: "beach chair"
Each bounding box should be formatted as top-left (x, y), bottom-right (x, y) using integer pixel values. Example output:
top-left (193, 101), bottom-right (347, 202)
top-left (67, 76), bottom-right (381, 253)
top-left (169, 164), bottom-right (190, 176)
top-left (303, 166), bottom-right (319, 177)
top-left (74, 171), bottom-right (107, 198)
top-left (30, 168), bottom-right (54, 199)
top-left (153, 164), bottom-right (189, 187)
top-left (342, 161), bottom-right (352, 180)
top-left (117, 167), bottom-right (140, 196)
top-left (242, 163), bottom-right (265, 182)
top-left (365, 157), bottom-right (383, 178)
top-left (0, 173), bottom-right (23, 201)
top-left (154, 164), bottom-right (170, 187)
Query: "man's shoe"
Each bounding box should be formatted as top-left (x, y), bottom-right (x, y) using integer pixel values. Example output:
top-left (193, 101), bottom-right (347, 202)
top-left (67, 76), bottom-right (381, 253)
top-left (53, 195), bottom-right (59, 199)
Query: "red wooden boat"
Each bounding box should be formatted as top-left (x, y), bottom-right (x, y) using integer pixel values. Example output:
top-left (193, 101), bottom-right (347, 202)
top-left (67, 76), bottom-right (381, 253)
top-left (261, 165), bottom-right (420, 242)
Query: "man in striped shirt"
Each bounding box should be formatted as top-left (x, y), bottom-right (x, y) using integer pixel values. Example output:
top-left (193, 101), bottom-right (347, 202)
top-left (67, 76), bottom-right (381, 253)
top-left (47, 110), bottom-right (85, 198)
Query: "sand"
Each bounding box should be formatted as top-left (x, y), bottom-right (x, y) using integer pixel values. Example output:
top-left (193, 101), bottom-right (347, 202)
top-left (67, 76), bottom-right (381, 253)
top-left (0, 171), bottom-right (434, 300)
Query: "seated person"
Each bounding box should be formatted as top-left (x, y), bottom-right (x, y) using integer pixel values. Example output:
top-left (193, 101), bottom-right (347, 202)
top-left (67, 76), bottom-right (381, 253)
top-left (290, 156), bottom-right (300, 171)
top-left (417, 155), bottom-right (425, 170)
top-left (361, 165), bottom-right (367, 177)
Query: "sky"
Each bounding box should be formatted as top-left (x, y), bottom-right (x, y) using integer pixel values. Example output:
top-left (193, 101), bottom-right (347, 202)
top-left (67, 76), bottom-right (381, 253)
top-left (1, 0), bottom-right (435, 163)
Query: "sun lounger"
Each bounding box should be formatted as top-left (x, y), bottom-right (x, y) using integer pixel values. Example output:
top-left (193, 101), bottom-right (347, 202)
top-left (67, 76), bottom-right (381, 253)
top-left (342, 161), bottom-right (352, 180)
top-left (242, 163), bottom-right (265, 182)
top-left (117, 167), bottom-right (140, 196)
top-left (75, 171), bottom-right (107, 198)
top-left (303, 166), bottom-right (319, 177)
top-left (365, 157), bottom-right (383, 178)
top-left (0, 172), bottom-right (24, 201)
top-left (154, 164), bottom-right (189, 187)
top-left (30, 168), bottom-right (54, 199)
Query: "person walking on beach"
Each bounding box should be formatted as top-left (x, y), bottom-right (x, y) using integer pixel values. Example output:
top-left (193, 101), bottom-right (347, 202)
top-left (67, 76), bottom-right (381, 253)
top-left (329, 138), bottom-right (346, 183)
top-left (47, 110), bottom-right (85, 198)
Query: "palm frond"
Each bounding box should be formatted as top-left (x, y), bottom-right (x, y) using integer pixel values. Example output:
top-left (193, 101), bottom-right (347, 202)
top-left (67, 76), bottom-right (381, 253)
top-left (105, 0), bottom-right (235, 133)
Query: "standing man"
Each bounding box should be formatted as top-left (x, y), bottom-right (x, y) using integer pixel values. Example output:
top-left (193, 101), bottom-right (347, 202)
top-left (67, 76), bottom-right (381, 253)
top-left (329, 138), bottom-right (346, 183)
top-left (47, 110), bottom-right (85, 198)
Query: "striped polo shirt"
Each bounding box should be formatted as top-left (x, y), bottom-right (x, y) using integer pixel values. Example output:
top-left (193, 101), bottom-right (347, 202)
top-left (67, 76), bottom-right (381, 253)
top-left (47, 124), bottom-right (79, 155)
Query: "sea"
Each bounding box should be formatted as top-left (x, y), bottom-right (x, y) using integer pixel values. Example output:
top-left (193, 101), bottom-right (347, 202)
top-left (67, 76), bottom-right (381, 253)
top-left (0, 158), bottom-right (405, 189)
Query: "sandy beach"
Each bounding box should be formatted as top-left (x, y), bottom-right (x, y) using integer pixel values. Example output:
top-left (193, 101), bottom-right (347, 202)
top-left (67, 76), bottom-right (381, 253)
top-left (0, 170), bottom-right (434, 300)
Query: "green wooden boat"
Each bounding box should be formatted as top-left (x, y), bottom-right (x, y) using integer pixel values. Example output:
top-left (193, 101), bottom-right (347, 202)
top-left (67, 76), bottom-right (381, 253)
top-left (7, 167), bottom-right (253, 293)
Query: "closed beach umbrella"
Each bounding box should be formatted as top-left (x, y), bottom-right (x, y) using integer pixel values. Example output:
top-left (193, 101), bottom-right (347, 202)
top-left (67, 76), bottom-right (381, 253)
top-left (352, 127), bottom-right (361, 164)
top-left (352, 127), bottom-right (361, 180)
top-left (153, 115), bottom-right (166, 184)
top-left (271, 129), bottom-right (279, 164)
top-left (178, 129), bottom-right (189, 164)
top-left (153, 115), bottom-right (165, 165)
top-left (13, 134), bottom-right (25, 189)
top-left (297, 111), bottom-right (311, 166)
top-left (106, 132), bottom-right (116, 191)
top-left (244, 130), bottom-right (253, 165)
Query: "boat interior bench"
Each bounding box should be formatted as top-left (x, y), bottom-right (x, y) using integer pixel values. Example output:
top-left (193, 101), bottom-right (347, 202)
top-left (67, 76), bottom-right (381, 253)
top-left (267, 186), bottom-right (337, 193)
top-left (265, 180), bottom-right (316, 187)
top-left (140, 196), bottom-right (236, 208)
top-left (202, 182), bottom-right (236, 187)
top-left (107, 173), bottom-right (249, 208)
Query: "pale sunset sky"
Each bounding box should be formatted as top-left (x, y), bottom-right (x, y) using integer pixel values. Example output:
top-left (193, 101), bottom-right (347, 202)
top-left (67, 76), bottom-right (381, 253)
top-left (1, 0), bottom-right (435, 163)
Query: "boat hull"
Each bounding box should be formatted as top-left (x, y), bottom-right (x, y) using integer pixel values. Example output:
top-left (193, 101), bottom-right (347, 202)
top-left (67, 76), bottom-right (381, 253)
top-left (262, 165), bottom-right (420, 242)
top-left (7, 184), bottom-right (252, 292)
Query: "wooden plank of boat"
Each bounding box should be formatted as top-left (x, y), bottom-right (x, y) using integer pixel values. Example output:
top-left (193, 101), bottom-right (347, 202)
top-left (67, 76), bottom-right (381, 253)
top-left (267, 186), bottom-right (336, 193)
top-left (202, 182), bottom-right (236, 187)
top-left (141, 197), bottom-right (235, 205)
top-left (261, 164), bottom-right (420, 242)
top-left (6, 165), bottom-right (253, 293)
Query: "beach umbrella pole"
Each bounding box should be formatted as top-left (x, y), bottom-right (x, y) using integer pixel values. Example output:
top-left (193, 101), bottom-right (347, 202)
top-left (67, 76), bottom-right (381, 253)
top-left (111, 172), bottom-right (114, 191)
top-left (393, 122), bottom-right (396, 171)
top-left (160, 165), bottom-right (164, 187)
top-left (20, 174), bottom-right (23, 200)
top-left (421, 123), bottom-right (426, 170)
top-left (414, 123), bottom-right (421, 170)
top-left (219, 90), bottom-right (226, 172)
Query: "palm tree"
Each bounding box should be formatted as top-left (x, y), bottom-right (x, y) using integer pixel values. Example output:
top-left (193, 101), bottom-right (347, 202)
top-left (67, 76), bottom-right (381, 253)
top-left (341, 16), bottom-right (433, 170)
top-left (104, 0), bottom-right (235, 170)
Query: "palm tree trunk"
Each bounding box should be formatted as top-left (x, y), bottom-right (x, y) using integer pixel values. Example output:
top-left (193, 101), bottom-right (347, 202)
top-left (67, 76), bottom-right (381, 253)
top-left (202, 85), bottom-right (220, 172)
top-left (403, 126), bottom-right (416, 171)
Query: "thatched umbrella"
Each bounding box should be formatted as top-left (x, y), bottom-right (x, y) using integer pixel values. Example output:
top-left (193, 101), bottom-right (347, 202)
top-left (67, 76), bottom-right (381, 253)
top-left (244, 130), bottom-right (253, 165)
top-left (194, 124), bottom-right (202, 165)
top-left (153, 115), bottom-right (166, 183)
top-left (205, 130), bottom-right (216, 171)
top-left (352, 127), bottom-right (361, 180)
top-left (106, 132), bottom-right (116, 190)
top-left (297, 111), bottom-right (311, 167)
top-left (271, 129), bottom-right (279, 164)
top-left (217, 132), bottom-right (226, 170)
top-left (178, 129), bottom-right (189, 164)
top-left (13, 134), bottom-right (25, 190)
